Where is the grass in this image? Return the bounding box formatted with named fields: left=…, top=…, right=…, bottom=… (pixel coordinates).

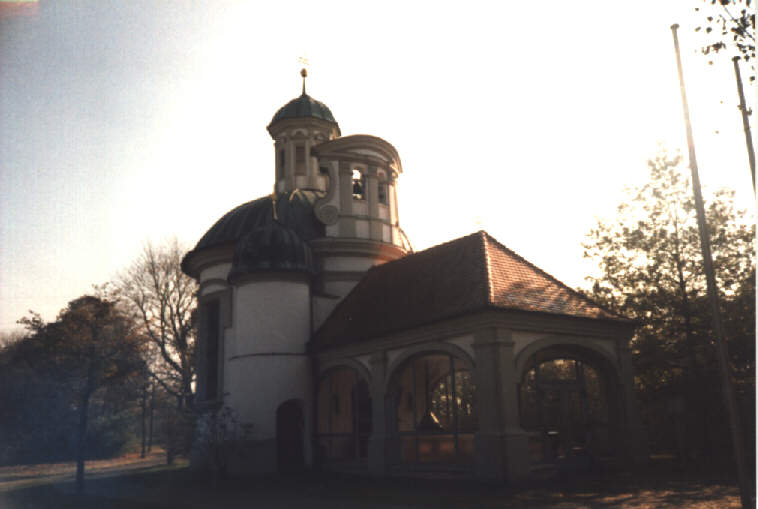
left=0, top=453, right=746, bottom=508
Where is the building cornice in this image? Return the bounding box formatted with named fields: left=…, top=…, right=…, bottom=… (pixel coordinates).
left=309, top=237, right=406, bottom=261
left=182, top=243, right=235, bottom=279
left=311, top=308, right=635, bottom=360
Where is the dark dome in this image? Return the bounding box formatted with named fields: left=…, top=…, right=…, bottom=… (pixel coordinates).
left=182, top=189, right=325, bottom=277
left=228, top=224, right=314, bottom=279
left=269, top=93, right=336, bottom=126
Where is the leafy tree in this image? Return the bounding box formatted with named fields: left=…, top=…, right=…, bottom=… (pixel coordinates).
left=696, top=0, right=755, bottom=73
left=18, top=296, right=146, bottom=493
left=583, top=149, right=755, bottom=464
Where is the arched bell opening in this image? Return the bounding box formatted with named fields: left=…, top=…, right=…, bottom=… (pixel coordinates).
left=315, top=366, right=372, bottom=465
left=386, top=352, right=477, bottom=467
left=517, top=345, right=621, bottom=467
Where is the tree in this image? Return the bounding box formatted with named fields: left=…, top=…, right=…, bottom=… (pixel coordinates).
left=18, top=296, right=146, bottom=493
left=696, top=0, right=755, bottom=73
left=583, top=149, right=755, bottom=464
left=117, top=239, right=198, bottom=410
left=116, top=239, right=198, bottom=463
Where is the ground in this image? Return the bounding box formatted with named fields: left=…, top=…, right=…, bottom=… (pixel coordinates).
left=0, top=452, right=744, bottom=508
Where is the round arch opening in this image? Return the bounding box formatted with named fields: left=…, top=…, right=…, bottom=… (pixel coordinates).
left=316, top=366, right=372, bottom=464
left=518, top=345, right=620, bottom=466
left=386, top=352, right=477, bottom=466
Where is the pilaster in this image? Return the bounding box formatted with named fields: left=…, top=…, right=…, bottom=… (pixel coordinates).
left=366, top=167, right=382, bottom=241
left=368, top=351, right=388, bottom=475
left=472, top=327, right=530, bottom=481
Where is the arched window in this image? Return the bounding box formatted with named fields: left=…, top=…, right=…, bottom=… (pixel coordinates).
left=388, top=353, right=476, bottom=465
left=519, top=356, right=610, bottom=464
left=352, top=169, right=365, bottom=200
left=316, top=367, right=372, bottom=463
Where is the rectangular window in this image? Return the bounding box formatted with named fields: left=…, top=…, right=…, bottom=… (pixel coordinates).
left=295, top=145, right=306, bottom=176
left=205, top=300, right=220, bottom=400
left=378, top=182, right=388, bottom=204
left=278, top=148, right=285, bottom=180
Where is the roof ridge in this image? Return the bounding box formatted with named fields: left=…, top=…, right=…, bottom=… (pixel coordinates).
left=479, top=231, right=494, bottom=305
left=481, top=231, right=627, bottom=320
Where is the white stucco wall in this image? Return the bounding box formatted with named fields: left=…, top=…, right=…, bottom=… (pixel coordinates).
left=233, top=280, right=310, bottom=356
left=313, top=295, right=341, bottom=331
left=200, top=263, right=232, bottom=284
left=226, top=355, right=312, bottom=439
left=322, top=280, right=360, bottom=301
left=352, top=200, right=368, bottom=216
left=323, top=256, right=376, bottom=273
left=221, top=278, right=314, bottom=464
left=355, top=219, right=369, bottom=239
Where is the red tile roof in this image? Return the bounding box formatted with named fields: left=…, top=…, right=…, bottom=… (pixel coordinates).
left=311, top=231, right=626, bottom=350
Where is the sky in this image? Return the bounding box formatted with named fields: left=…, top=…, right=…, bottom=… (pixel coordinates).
left=0, top=0, right=755, bottom=333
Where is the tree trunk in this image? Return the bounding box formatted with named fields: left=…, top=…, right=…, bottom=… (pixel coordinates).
left=76, top=386, right=93, bottom=494
left=672, top=221, right=703, bottom=462
left=140, top=386, right=147, bottom=458
left=148, top=385, right=154, bottom=453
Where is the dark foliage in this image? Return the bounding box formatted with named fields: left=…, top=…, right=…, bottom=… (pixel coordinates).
left=0, top=298, right=147, bottom=475
left=695, top=0, right=755, bottom=80
left=583, top=149, right=755, bottom=469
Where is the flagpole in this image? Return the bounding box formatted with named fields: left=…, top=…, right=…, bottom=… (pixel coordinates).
left=670, top=23, right=752, bottom=509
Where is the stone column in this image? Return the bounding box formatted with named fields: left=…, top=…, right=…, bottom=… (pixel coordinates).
left=366, top=167, right=382, bottom=241
left=472, top=327, right=530, bottom=481
left=368, top=352, right=388, bottom=476
left=617, top=336, right=648, bottom=466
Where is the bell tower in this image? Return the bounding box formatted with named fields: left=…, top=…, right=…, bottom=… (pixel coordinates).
left=267, top=69, right=341, bottom=194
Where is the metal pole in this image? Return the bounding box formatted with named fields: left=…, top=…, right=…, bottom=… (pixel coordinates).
left=670, top=24, right=752, bottom=509
left=732, top=56, right=756, bottom=192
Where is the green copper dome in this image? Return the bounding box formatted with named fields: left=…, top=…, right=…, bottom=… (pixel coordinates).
left=269, top=93, right=337, bottom=126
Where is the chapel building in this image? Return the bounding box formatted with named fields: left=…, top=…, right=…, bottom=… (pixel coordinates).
left=181, top=76, right=647, bottom=480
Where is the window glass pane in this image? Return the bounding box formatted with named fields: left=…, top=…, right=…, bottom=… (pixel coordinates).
left=412, top=354, right=450, bottom=432
left=395, top=362, right=415, bottom=432
left=538, top=358, right=577, bottom=382
left=453, top=358, right=476, bottom=432
left=391, top=353, right=478, bottom=466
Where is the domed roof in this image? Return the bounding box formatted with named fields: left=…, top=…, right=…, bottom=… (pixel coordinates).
left=269, top=93, right=337, bottom=126
left=228, top=224, right=314, bottom=279
left=182, top=189, right=325, bottom=277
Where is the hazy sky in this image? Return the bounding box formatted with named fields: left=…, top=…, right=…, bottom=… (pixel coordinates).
left=1, top=1, right=754, bottom=332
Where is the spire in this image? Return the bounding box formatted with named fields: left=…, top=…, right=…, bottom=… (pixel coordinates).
left=300, top=68, right=308, bottom=95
